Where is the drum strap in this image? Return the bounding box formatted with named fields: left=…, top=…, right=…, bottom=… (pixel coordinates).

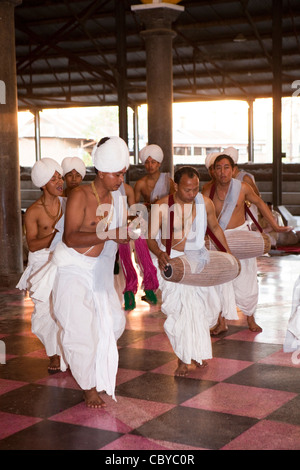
left=206, top=184, right=227, bottom=252
left=209, top=183, right=263, bottom=233
left=166, top=194, right=175, bottom=256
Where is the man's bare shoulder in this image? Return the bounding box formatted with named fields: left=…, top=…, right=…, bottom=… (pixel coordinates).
left=25, top=197, right=43, bottom=218
left=67, top=183, right=90, bottom=201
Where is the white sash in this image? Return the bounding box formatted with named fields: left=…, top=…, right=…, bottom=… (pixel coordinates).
left=218, top=179, right=242, bottom=230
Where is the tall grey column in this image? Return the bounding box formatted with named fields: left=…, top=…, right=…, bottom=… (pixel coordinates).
left=0, top=0, right=23, bottom=287
left=131, top=3, right=184, bottom=176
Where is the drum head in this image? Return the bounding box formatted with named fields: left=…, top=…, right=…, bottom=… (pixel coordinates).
left=163, top=264, right=173, bottom=279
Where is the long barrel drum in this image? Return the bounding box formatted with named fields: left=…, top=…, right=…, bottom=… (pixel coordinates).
left=205, top=231, right=271, bottom=259
left=161, top=251, right=241, bottom=287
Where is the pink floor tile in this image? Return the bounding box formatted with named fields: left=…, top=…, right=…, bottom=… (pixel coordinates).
left=100, top=434, right=169, bottom=450
left=0, top=411, right=41, bottom=439
left=116, top=368, right=145, bottom=385
left=128, top=333, right=173, bottom=352
left=25, top=349, right=48, bottom=359
left=99, top=395, right=175, bottom=430
left=51, top=395, right=174, bottom=433
left=36, top=370, right=80, bottom=389
left=182, top=383, right=297, bottom=419
left=0, top=378, right=28, bottom=395
left=50, top=402, right=132, bottom=434
left=152, top=357, right=253, bottom=381
left=222, top=419, right=300, bottom=450
left=226, top=327, right=287, bottom=344
left=259, top=349, right=300, bottom=368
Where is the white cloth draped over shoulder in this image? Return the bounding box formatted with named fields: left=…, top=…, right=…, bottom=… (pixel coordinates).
left=150, top=173, right=170, bottom=203
left=29, top=190, right=126, bottom=399
left=214, top=180, right=259, bottom=317
left=153, top=192, right=237, bottom=365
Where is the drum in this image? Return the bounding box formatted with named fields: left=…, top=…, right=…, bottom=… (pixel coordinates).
left=161, top=251, right=241, bottom=286
left=205, top=231, right=271, bottom=259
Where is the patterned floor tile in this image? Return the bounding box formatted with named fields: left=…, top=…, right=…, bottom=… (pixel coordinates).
left=116, top=372, right=216, bottom=404
left=132, top=406, right=258, bottom=450
left=222, top=419, right=300, bottom=450
left=181, top=382, right=297, bottom=419
left=225, top=363, right=300, bottom=393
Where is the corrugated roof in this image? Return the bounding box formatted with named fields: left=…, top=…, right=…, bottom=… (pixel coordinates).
left=15, top=0, right=300, bottom=110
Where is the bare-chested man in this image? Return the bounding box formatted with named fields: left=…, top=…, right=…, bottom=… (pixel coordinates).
left=17, top=158, right=66, bottom=373
left=29, top=137, right=133, bottom=409
left=202, top=153, right=291, bottom=334
left=147, top=166, right=235, bottom=377
left=134, top=144, right=175, bottom=208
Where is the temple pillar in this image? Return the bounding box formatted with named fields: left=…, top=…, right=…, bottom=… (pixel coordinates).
left=0, top=0, right=23, bottom=287
left=131, top=2, right=184, bottom=176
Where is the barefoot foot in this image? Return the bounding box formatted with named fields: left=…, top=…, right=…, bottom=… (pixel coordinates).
left=174, top=359, right=189, bottom=377
left=48, top=355, right=61, bottom=374
left=83, top=388, right=106, bottom=409
left=247, top=315, right=262, bottom=332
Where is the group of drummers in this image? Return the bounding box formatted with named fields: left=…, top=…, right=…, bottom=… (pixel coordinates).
left=141, top=145, right=292, bottom=377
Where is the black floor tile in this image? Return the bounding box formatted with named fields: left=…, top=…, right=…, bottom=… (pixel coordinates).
left=116, top=372, right=216, bottom=404
left=0, top=419, right=122, bottom=450
left=3, top=334, right=43, bottom=356
left=118, top=347, right=174, bottom=371
left=225, top=363, right=300, bottom=393
left=268, top=395, right=300, bottom=426
left=132, top=406, right=258, bottom=450
left=117, top=330, right=159, bottom=348
left=0, top=383, right=83, bottom=418
left=0, top=356, right=53, bottom=382
left=212, top=339, right=282, bottom=362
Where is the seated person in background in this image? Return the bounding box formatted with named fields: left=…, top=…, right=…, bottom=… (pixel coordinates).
left=257, top=203, right=299, bottom=247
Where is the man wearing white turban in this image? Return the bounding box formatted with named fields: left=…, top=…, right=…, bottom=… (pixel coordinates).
left=61, top=156, right=86, bottom=197
left=201, top=151, right=220, bottom=194
left=29, top=136, right=134, bottom=409
left=134, top=144, right=175, bottom=206
left=16, top=157, right=67, bottom=373
left=125, top=143, right=174, bottom=307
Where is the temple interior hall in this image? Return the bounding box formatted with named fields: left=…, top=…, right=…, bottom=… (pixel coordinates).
left=1, top=0, right=300, bottom=453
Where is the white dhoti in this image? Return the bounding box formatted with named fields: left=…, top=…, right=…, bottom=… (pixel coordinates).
left=284, top=275, right=300, bottom=352
left=226, top=222, right=258, bottom=316
left=30, top=241, right=126, bottom=400
left=154, top=246, right=235, bottom=365
left=16, top=249, right=66, bottom=364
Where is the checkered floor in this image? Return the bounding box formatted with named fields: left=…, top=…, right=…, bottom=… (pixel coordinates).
left=0, top=253, right=300, bottom=451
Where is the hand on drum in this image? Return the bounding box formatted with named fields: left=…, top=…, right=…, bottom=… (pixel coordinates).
left=276, top=225, right=293, bottom=233
left=157, top=251, right=170, bottom=272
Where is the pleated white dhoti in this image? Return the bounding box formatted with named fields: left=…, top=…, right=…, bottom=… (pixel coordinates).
left=30, top=241, right=126, bottom=399
left=154, top=246, right=236, bottom=365
left=17, top=249, right=65, bottom=363
left=225, top=222, right=259, bottom=317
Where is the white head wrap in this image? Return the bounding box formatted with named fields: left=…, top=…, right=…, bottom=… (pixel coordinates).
left=61, top=157, right=86, bottom=179
left=31, top=158, right=63, bottom=188
left=223, top=146, right=238, bottom=163
left=205, top=152, right=220, bottom=169
left=139, top=144, right=164, bottom=164
left=92, top=136, right=129, bottom=172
